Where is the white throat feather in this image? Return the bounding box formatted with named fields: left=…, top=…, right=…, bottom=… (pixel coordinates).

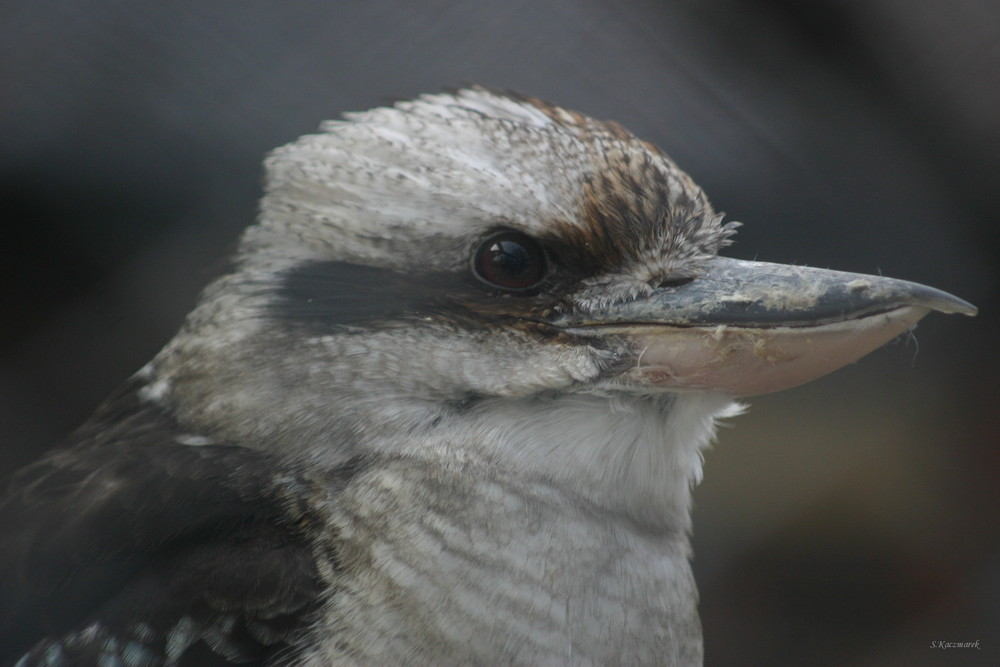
left=386, top=391, right=744, bottom=530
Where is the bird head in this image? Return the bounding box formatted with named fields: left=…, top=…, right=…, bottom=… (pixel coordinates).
left=148, top=87, right=975, bottom=465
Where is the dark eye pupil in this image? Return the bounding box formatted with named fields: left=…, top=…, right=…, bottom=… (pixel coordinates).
left=474, top=232, right=546, bottom=290
left=488, top=241, right=530, bottom=274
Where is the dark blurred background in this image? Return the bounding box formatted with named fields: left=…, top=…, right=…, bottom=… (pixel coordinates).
left=2, top=1, right=997, bottom=664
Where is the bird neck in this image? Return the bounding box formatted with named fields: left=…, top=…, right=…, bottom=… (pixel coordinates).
left=385, top=391, right=741, bottom=531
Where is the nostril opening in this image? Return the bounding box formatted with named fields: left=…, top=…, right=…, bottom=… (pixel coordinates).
left=654, top=276, right=694, bottom=289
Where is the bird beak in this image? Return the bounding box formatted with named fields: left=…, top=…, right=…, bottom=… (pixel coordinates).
left=556, top=257, right=977, bottom=396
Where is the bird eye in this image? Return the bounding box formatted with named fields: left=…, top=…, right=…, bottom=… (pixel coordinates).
left=472, top=231, right=547, bottom=290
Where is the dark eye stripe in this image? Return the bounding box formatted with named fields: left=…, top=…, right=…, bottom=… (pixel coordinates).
left=269, top=258, right=566, bottom=336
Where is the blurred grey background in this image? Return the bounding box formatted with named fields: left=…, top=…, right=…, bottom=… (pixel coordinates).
left=2, top=1, right=998, bottom=664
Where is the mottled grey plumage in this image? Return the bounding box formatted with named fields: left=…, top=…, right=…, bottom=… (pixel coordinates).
left=0, top=88, right=975, bottom=666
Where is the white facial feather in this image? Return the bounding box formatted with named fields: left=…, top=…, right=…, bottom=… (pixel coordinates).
left=151, top=87, right=742, bottom=524
left=247, top=87, right=732, bottom=274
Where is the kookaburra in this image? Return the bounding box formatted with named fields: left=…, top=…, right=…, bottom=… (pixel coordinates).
left=0, top=88, right=976, bottom=666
